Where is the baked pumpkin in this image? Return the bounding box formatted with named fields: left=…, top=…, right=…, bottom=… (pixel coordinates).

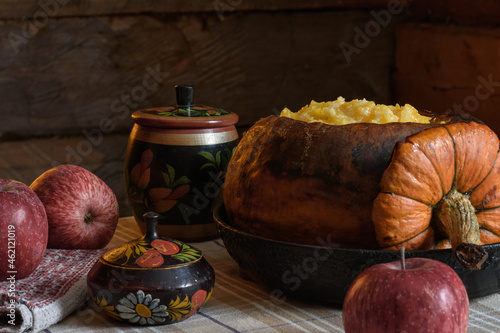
left=372, top=121, right=500, bottom=269
left=224, top=101, right=456, bottom=248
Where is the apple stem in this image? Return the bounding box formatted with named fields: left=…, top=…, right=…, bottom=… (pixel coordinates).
left=84, top=213, right=93, bottom=225
left=400, top=247, right=406, bottom=270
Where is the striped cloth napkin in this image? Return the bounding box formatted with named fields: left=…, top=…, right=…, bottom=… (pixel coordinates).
left=0, top=249, right=105, bottom=333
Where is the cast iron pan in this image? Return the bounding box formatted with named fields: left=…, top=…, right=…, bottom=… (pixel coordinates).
left=213, top=203, right=500, bottom=305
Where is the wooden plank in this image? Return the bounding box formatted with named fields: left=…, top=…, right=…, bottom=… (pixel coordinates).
left=404, top=0, right=500, bottom=25
left=0, top=134, right=131, bottom=216
left=0, top=10, right=396, bottom=136
left=393, top=23, right=500, bottom=135
left=0, top=0, right=391, bottom=19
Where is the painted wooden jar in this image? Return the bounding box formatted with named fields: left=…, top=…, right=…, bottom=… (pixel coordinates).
left=87, top=212, right=215, bottom=326
left=124, top=85, right=239, bottom=242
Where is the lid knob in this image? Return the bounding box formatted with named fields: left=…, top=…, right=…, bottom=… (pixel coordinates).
left=143, top=211, right=159, bottom=241
left=175, top=84, right=194, bottom=115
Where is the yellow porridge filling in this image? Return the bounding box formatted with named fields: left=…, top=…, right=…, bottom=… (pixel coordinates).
left=280, top=97, right=431, bottom=125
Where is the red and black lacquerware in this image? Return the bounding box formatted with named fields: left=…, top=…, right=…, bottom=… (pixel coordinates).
left=124, top=84, right=239, bottom=242
left=87, top=212, right=215, bottom=326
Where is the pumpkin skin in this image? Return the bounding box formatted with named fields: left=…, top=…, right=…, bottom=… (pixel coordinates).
left=373, top=121, right=500, bottom=268
left=224, top=114, right=455, bottom=249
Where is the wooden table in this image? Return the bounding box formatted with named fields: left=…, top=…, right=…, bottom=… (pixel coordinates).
left=45, top=217, right=500, bottom=333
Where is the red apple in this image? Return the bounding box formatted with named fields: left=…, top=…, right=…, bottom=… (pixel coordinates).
left=30, top=164, right=119, bottom=249
left=0, top=179, right=48, bottom=281
left=342, top=253, right=469, bottom=333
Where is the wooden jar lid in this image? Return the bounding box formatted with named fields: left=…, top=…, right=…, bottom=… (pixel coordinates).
left=131, top=84, right=238, bottom=129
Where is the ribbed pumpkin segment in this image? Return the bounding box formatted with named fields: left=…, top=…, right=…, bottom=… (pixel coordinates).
left=406, top=126, right=455, bottom=196
left=469, top=154, right=500, bottom=209
left=446, top=122, right=499, bottom=193
left=476, top=209, right=500, bottom=243
left=372, top=193, right=433, bottom=249
left=382, top=231, right=437, bottom=251
left=379, top=142, right=443, bottom=205
left=373, top=121, right=499, bottom=269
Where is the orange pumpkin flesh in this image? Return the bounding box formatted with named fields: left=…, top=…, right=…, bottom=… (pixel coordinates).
left=373, top=121, right=500, bottom=269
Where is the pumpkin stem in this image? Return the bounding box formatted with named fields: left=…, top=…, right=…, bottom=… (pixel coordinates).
left=436, top=188, right=488, bottom=270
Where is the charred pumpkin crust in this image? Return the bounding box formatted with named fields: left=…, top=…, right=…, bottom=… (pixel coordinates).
left=224, top=115, right=451, bottom=248
left=224, top=115, right=489, bottom=252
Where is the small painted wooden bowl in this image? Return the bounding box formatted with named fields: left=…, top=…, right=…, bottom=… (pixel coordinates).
left=87, top=212, right=215, bottom=325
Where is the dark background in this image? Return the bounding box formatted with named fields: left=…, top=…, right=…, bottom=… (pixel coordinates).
left=1, top=0, right=499, bottom=216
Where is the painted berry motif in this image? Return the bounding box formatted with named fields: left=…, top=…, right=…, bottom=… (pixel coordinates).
left=151, top=239, right=180, bottom=255
left=126, top=148, right=192, bottom=215
left=190, top=290, right=208, bottom=312
left=145, top=163, right=191, bottom=213
left=130, top=149, right=153, bottom=190
left=127, top=149, right=154, bottom=204
left=146, top=185, right=190, bottom=213
left=136, top=249, right=164, bottom=268
left=103, top=237, right=201, bottom=267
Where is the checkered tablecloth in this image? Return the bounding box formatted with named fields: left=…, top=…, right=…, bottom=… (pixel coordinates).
left=42, top=217, right=500, bottom=333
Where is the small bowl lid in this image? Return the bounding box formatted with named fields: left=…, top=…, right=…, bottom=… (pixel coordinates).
left=131, top=84, right=238, bottom=129
left=101, top=212, right=204, bottom=269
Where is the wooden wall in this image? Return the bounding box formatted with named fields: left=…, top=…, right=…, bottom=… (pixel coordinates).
left=0, top=1, right=400, bottom=216
left=3, top=1, right=500, bottom=217
left=394, top=0, right=500, bottom=135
